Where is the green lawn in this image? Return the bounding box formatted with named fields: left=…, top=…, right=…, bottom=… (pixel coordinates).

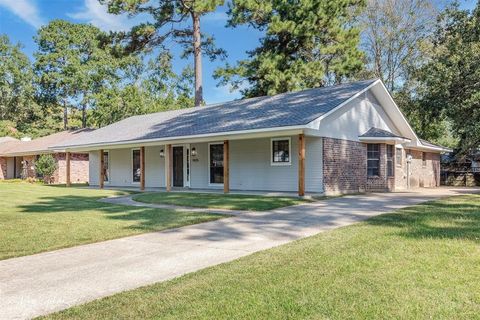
left=0, top=182, right=223, bottom=260
left=133, top=192, right=309, bottom=211
left=42, top=194, right=480, bottom=319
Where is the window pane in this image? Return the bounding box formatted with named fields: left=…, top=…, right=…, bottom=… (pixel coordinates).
left=132, top=150, right=140, bottom=182
left=367, top=144, right=380, bottom=176
left=272, top=140, right=290, bottom=163
left=387, top=160, right=394, bottom=177
left=210, top=144, right=223, bottom=184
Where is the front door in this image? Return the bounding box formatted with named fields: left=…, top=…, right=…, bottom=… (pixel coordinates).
left=173, top=146, right=184, bottom=187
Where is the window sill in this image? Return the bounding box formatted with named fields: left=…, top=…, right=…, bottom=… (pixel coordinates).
left=271, top=162, right=291, bottom=166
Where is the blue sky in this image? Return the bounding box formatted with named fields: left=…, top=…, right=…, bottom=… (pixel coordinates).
left=0, top=0, right=477, bottom=104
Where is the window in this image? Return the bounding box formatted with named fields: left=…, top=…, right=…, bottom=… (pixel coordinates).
left=367, top=144, right=380, bottom=177
left=387, top=145, right=394, bottom=177
left=209, top=143, right=224, bottom=184
left=102, top=151, right=109, bottom=182
left=271, top=138, right=290, bottom=165
left=422, top=152, right=427, bottom=167
left=132, top=149, right=141, bottom=183
left=396, top=148, right=402, bottom=167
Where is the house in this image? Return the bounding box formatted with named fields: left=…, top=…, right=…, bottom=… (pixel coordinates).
left=0, top=129, right=92, bottom=184
left=52, top=79, right=451, bottom=195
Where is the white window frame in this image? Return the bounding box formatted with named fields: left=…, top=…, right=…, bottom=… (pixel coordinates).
left=270, top=137, right=291, bottom=166
left=102, top=150, right=110, bottom=184
left=131, top=148, right=141, bottom=185
left=208, top=142, right=224, bottom=186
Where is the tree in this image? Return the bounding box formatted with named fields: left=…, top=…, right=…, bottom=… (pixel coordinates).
left=0, top=35, right=37, bottom=124
left=360, top=0, right=438, bottom=92
left=215, top=0, right=365, bottom=98
left=413, top=2, right=480, bottom=153
left=101, top=0, right=226, bottom=106
left=35, top=154, right=57, bottom=184
left=90, top=52, right=194, bottom=127
left=34, top=20, right=125, bottom=128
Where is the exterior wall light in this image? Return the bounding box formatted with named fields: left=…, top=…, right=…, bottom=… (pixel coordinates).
left=159, top=149, right=165, bottom=158
left=191, top=147, right=197, bottom=156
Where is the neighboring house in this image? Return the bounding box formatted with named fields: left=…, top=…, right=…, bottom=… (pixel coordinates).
left=53, top=79, right=451, bottom=195
left=0, top=129, right=92, bottom=184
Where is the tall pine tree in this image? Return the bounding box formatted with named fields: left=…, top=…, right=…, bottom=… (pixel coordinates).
left=215, top=0, right=365, bottom=97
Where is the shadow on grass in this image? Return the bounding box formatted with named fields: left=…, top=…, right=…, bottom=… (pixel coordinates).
left=366, top=195, right=480, bottom=241
left=18, top=195, right=221, bottom=231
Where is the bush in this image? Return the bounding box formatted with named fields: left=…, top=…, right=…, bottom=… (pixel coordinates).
left=35, top=154, right=57, bottom=184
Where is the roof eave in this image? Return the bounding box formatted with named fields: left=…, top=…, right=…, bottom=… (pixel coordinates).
left=358, top=137, right=412, bottom=144
left=51, top=125, right=309, bottom=152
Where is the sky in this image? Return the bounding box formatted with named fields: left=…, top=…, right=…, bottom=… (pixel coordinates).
left=0, top=0, right=477, bottom=104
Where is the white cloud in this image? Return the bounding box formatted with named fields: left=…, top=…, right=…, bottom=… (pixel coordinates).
left=68, top=0, right=144, bottom=32
left=0, top=0, right=44, bottom=28
left=207, top=83, right=245, bottom=104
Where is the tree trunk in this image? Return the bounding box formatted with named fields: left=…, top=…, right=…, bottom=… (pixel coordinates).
left=192, top=12, right=203, bottom=107
left=63, top=99, right=68, bottom=130
left=82, top=103, right=87, bottom=128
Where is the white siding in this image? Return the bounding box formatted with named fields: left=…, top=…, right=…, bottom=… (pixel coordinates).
left=145, top=145, right=165, bottom=188
left=89, top=137, right=323, bottom=193
left=316, top=92, right=401, bottom=141
left=190, top=136, right=323, bottom=193
left=88, top=151, right=100, bottom=186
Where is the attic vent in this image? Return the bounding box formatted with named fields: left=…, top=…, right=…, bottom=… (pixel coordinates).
left=21, top=137, right=32, bottom=141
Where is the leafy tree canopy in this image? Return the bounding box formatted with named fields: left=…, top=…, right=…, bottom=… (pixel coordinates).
left=412, top=2, right=480, bottom=153
left=215, top=0, right=366, bottom=97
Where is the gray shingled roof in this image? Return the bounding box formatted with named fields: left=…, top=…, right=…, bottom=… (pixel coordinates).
left=359, top=127, right=408, bottom=139
left=419, top=139, right=448, bottom=150
left=58, top=79, right=378, bottom=148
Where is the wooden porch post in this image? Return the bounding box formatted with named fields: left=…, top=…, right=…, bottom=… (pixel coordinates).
left=99, top=149, right=104, bottom=189
left=298, top=134, right=305, bottom=196
left=224, top=140, right=229, bottom=193
left=66, top=152, right=71, bottom=187
left=140, top=146, right=145, bottom=191
left=166, top=144, right=172, bottom=192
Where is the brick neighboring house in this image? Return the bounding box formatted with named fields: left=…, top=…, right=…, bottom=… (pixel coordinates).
left=0, top=129, right=92, bottom=184
left=52, top=79, right=451, bottom=195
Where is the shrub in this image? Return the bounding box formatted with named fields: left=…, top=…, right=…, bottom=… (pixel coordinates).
left=35, top=154, right=57, bottom=184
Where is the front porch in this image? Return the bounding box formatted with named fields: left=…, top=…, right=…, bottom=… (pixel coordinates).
left=71, top=133, right=324, bottom=196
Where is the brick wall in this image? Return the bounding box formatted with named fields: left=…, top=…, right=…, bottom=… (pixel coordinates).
left=392, top=149, right=441, bottom=190
left=323, top=137, right=367, bottom=194
left=0, top=157, right=6, bottom=179
left=23, top=155, right=37, bottom=179
left=54, top=153, right=89, bottom=184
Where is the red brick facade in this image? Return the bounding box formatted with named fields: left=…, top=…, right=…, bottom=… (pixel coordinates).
left=0, top=153, right=89, bottom=184
left=323, top=137, right=367, bottom=194
left=54, top=153, right=89, bottom=184
left=323, top=137, right=441, bottom=194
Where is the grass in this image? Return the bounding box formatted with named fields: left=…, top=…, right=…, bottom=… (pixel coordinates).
left=42, top=194, right=480, bottom=319
left=0, top=182, right=224, bottom=260
left=133, top=192, right=309, bottom=211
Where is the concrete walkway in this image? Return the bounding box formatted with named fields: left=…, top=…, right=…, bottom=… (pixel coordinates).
left=0, top=188, right=477, bottom=319
left=100, top=195, right=248, bottom=215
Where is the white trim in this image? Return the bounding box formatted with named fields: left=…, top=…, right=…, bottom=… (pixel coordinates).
left=358, top=137, right=411, bottom=144
left=131, top=148, right=141, bottom=185
left=185, top=143, right=191, bottom=188
left=207, top=142, right=224, bottom=187
left=270, top=137, right=292, bottom=166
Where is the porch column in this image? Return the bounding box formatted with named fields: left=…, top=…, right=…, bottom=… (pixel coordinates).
left=224, top=140, right=229, bottom=193
left=166, top=144, right=172, bottom=192
left=66, top=152, right=71, bottom=187
left=298, top=134, right=305, bottom=196
left=99, top=149, right=104, bottom=189
left=140, top=146, right=145, bottom=191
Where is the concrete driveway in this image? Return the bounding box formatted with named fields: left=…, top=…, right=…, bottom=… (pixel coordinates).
left=0, top=187, right=477, bottom=319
